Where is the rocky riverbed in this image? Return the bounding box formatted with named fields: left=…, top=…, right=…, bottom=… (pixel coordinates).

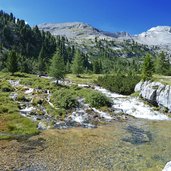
left=8, top=80, right=119, bottom=130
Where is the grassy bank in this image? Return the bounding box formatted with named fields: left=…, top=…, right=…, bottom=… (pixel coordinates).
left=66, top=74, right=101, bottom=84
left=153, top=74, right=171, bottom=86
left=0, top=77, right=39, bottom=140
left=0, top=72, right=112, bottom=140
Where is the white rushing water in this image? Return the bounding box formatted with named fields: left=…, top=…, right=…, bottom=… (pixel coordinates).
left=70, top=110, right=88, bottom=123
left=25, top=88, right=34, bottom=94
left=94, top=86, right=169, bottom=121
left=92, top=108, right=113, bottom=120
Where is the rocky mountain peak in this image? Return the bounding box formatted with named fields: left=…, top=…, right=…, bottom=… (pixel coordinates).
left=38, top=22, right=101, bottom=39
left=134, top=26, right=171, bottom=52
left=39, top=22, right=171, bottom=53
left=38, top=22, right=131, bottom=40
left=148, top=26, right=171, bottom=33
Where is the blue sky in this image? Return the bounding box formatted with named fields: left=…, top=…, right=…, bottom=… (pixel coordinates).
left=0, top=0, right=171, bottom=34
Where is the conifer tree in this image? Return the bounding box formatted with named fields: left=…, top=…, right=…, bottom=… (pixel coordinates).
left=141, top=54, right=154, bottom=80
left=66, top=61, right=71, bottom=73
left=155, top=52, right=170, bottom=75
left=0, top=43, right=3, bottom=53
left=71, top=50, right=84, bottom=76
left=18, top=55, right=29, bottom=73
left=38, top=46, right=46, bottom=75
left=7, top=50, right=18, bottom=75
left=49, top=50, right=65, bottom=84
left=93, top=60, right=101, bottom=74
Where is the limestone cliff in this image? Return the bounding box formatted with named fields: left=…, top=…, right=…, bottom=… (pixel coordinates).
left=135, top=81, right=171, bottom=111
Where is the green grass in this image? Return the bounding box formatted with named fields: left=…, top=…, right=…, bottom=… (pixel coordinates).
left=0, top=72, right=111, bottom=140
left=0, top=80, right=14, bottom=92
left=66, top=74, right=102, bottom=84
left=0, top=72, right=39, bottom=140
left=131, top=91, right=140, bottom=97
left=153, top=74, right=171, bottom=86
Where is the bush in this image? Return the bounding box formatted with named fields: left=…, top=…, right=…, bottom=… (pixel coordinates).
left=97, top=74, right=140, bottom=95
left=0, top=106, right=9, bottom=113
left=85, top=91, right=112, bottom=108
left=0, top=81, right=14, bottom=92
left=52, top=89, right=79, bottom=109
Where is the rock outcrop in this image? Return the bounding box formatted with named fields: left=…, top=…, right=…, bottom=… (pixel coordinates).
left=163, top=161, right=171, bottom=171
left=135, top=81, right=171, bottom=111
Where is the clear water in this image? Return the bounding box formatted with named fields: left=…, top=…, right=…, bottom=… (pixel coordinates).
left=25, top=118, right=171, bottom=171
left=86, top=118, right=171, bottom=171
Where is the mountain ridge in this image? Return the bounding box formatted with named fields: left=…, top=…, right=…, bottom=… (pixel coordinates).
left=38, top=22, right=132, bottom=40
left=38, top=22, right=171, bottom=53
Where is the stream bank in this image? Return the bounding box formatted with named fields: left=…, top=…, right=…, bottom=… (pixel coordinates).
left=8, top=78, right=170, bottom=133
left=1, top=78, right=170, bottom=170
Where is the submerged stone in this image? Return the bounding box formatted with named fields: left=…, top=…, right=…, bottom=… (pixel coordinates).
left=122, top=125, right=152, bottom=144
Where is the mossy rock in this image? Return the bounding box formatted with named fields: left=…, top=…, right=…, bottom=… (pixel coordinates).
left=36, top=109, right=45, bottom=115
left=17, top=94, right=30, bottom=102
left=1, top=82, right=14, bottom=92
left=32, top=97, right=44, bottom=106
left=152, top=85, right=159, bottom=90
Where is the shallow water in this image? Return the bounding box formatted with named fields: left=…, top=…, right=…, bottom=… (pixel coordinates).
left=44, top=118, right=171, bottom=171
left=1, top=118, right=171, bottom=171
left=110, top=118, right=171, bottom=171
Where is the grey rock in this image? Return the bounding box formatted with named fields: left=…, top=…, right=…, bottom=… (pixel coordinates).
left=163, top=161, right=171, bottom=171
left=38, top=22, right=102, bottom=39
left=135, top=81, right=171, bottom=111
left=134, top=81, right=143, bottom=92
left=54, top=121, right=68, bottom=129
left=37, top=122, right=48, bottom=130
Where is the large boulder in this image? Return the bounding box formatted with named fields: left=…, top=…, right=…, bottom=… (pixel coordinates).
left=135, top=81, right=171, bottom=111
left=156, top=85, right=169, bottom=108
left=134, top=81, right=143, bottom=92
left=163, top=161, right=171, bottom=171
left=140, top=81, right=160, bottom=102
